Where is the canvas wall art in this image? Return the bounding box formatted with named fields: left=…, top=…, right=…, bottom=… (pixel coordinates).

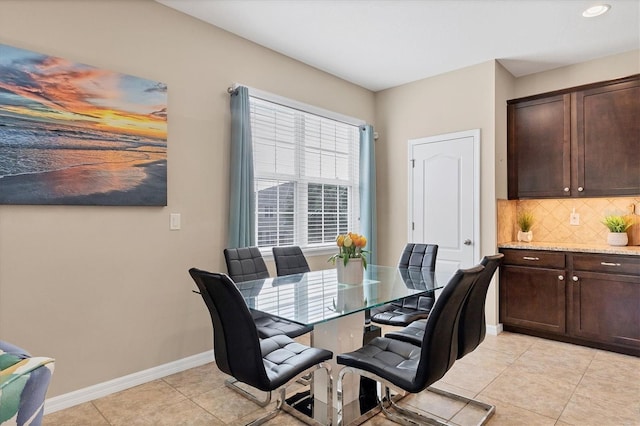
left=0, top=43, right=167, bottom=206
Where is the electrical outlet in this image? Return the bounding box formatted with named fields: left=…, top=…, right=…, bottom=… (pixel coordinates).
left=570, top=212, right=580, bottom=226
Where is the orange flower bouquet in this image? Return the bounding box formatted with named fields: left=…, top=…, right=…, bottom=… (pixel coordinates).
left=328, top=232, right=369, bottom=269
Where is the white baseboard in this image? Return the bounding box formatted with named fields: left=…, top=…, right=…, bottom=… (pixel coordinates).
left=44, top=350, right=214, bottom=415
left=487, top=323, right=503, bottom=336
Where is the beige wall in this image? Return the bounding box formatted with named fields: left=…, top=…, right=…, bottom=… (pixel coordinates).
left=0, top=0, right=374, bottom=396
left=374, top=61, right=502, bottom=324
left=513, top=50, right=639, bottom=98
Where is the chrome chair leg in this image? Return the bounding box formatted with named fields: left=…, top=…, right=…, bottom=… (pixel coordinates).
left=383, top=386, right=445, bottom=425
left=225, top=377, right=271, bottom=407
left=427, top=386, right=495, bottom=425
left=339, top=367, right=494, bottom=426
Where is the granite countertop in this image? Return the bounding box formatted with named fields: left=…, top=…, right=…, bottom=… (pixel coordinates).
left=498, top=241, right=640, bottom=256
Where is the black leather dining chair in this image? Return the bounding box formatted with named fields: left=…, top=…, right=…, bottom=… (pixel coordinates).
left=369, top=243, right=438, bottom=326
left=224, top=247, right=313, bottom=339
left=335, top=265, right=484, bottom=426
left=272, top=246, right=311, bottom=276
left=381, top=254, right=505, bottom=425
left=189, top=268, right=333, bottom=426
left=385, top=254, right=504, bottom=355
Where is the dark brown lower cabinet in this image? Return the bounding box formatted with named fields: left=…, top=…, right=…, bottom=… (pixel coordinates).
left=500, top=265, right=566, bottom=334
left=500, top=249, right=640, bottom=356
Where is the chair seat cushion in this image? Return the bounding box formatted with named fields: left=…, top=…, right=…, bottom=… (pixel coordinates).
left=252, top=311, right=313, bottom=339
left=261, top=335, right=332, bottom=390
left=385, top=319, right=427, bottom=346
left=337, top=337, right=423, bottom=392
left=370, top=304, right=431, bottom=326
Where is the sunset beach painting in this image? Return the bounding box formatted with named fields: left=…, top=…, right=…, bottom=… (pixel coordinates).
left=0, top=43, right=167, bottom=206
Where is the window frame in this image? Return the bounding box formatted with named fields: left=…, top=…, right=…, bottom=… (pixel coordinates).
left=245, top=86, right=365, bottom=258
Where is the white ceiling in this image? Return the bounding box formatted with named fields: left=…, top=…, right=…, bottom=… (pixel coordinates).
left=156, top=0, right=640, bottom=92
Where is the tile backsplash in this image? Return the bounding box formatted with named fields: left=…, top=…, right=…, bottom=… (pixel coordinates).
left=497, top=197, right=640, bottom=245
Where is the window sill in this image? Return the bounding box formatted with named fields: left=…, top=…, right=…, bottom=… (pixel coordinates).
left=259, top=245, right=337, bottom=260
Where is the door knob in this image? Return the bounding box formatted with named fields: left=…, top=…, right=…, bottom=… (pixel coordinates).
left=464, top=239, right=472, bottom=245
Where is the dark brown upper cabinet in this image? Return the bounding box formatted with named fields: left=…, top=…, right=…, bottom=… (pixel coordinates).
left=507, top=75, right=639, bottom=199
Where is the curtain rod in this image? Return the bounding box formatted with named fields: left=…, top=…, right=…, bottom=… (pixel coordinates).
left=226, top=83, right=367, bottom=128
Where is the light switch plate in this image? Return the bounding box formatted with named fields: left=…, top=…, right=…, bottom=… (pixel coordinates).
left=170, top=213, right=181, bottom=230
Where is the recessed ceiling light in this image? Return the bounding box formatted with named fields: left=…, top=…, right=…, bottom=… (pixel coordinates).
left=582, top=4, right=611, bottom=17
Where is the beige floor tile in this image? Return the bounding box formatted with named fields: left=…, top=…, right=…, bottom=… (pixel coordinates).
left=439, top=357, right=506, bottom=394
left=402, top=387, right=467, bottom=421
left=480, top=366, right=576, bottom=419
left=92, top=379, right=187, bottom=425
left=467, top=396, right=556, bottom=426
left=162, top=362, right=228, bottom=398
left=114, top=399, right=224, bottom=425
left=528, top=337, right=597, bottom=357
left=475, top=332, right=537, bottom=358
left=42, top=332, right=640, bottom=426
left=573, top=373, right=640, bottom=408
left=510, top=342, right=595, bottom=386
left=43, top=402, right=109, bottom=426
left=192, top=385, right=267, bottom=423
left=586, top=350, right=640, bottom=384
left=457, top=345, right=519, bottom=367
left=558, top=392, right=640, bottom=426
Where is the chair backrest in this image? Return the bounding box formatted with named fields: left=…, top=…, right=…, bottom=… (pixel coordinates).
left=397, top=268, right=436, bottom=311
left=457, top=253, right=504, bottom=359
left=413, top=264, right=484, bottom=392
left=188, top=268, right=271, bottom=391
left=395, top=243, right=438, bottom=309
left=272, top=246, right=311, bottom=276
left=398, top=243, right=438, bottom=270
left=224, top=247, right=270, bottom=283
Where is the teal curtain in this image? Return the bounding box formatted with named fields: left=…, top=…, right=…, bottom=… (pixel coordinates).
left=227, top=86, right=255, bottom=248
left=359, top=124, right=377, bottom=265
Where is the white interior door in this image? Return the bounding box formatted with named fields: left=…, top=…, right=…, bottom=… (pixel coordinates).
left=408, top=129, right=480, bottom=279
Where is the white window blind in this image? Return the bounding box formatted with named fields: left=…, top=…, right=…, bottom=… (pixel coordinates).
left=249, top=95, right=361, bottom=250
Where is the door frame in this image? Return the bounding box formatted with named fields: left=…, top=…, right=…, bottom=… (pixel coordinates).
left=407, top=129, right=481, bottom=266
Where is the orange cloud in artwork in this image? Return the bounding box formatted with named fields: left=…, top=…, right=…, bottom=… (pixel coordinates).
left=0, top=45, right=167, bottom=141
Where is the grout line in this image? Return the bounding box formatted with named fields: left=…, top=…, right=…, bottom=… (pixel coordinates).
left=90, top=401, right=113, bottom=426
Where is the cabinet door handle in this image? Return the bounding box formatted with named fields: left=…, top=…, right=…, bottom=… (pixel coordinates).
left=600, top=262, right=621, bottom=267
left=563, top=187, right=570, bottom=192
left=577, top=187, right=584, bottom=192
left=522, top=256, right=539, bottom=261
left=558, top=275, right=564, bottom=280
left=572, top=276, right=579, bottom=281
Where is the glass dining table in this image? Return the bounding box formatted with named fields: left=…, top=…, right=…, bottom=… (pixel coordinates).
left=235, top=264, right=452, bottom=425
